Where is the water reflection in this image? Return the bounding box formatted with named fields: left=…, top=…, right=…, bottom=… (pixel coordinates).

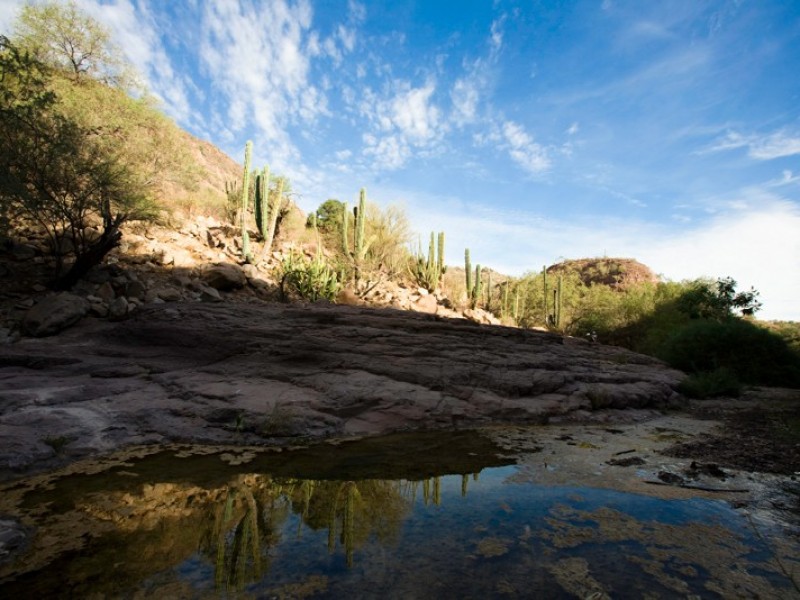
left=204, top=472, right=472, bottom=593
left=0, top=433, right=796, bottom=599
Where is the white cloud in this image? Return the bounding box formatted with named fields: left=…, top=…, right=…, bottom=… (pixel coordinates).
left=502, top=121, right=551, bottom=174
left=355, top=80, right=444, bottom=170
left=749, top=132, right=800, bottom=160
left=363, top=134, right=411, bottom=170
left=768, top=170, right=800, bottom=187
left=704, top=129, right=800, bottom=160
left=451, top=77, right=479, bottom=124
left=390, top=81, right=440, bottom=142
left=567, top=122, right=580, bottom=135
left=638, top=197, right=800, bottom=321
left=197, top=0, right=339, bottom=164
left=490, top=16, right=505, bottom=52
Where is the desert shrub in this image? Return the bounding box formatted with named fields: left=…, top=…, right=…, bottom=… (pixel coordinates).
left=677, top=368, right=743, bottom=398
left=659, top=318, right=800, bottom=388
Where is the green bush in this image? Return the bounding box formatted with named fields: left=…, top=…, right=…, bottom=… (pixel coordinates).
left=659, top=318, right=800, bottom=388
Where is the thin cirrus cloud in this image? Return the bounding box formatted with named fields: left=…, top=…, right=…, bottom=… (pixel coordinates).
left=703, top=130, right=800, bottom=161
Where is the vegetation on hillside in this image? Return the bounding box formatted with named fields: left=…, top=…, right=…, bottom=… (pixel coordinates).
left=0, top=1, right=202, bottom=288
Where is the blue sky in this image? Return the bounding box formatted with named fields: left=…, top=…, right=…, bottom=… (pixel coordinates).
left=2, top=0, right=799, bottom=319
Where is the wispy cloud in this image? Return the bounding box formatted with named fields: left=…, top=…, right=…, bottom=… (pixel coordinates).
left=502, top=121, right=551, bottom=175
left=355, top=79, right=444, bottom=170
left=197, top=0, right=343, bottom=164
left=703, top=129, right=800, bottom=160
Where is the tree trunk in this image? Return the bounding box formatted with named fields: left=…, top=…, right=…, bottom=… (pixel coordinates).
left=52, top=219, right=122, bottom=290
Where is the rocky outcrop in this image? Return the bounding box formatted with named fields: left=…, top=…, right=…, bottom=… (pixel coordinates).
left=0, top=301, right=684, bottom=478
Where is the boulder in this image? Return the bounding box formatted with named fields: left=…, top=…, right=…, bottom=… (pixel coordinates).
left=125, top=280, right=147, bottom=300
left=22, top=293, right=89, bottom=337
left=108, top=297, right=129, bottom=319
left=413, top=294, right=438, bottom=314
left=202, top=263, right=246, bottom=291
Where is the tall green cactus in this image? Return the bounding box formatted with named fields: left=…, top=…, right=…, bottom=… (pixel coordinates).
left=411, top=231, right=446, bottom=292
left=342, top=188, right=374, bottom=282
left=555, top=274, right=563, bottom=329
left=261, top=177, right=283, bottom=258
left=465, top=249, right=482, bottom=309
left=241, top=141, right=253, bottom=263
left=355, top=188, right=366, bottom=259
left=542, top=265, right=548, bottom=325
left=437, top=232, right=445, bottom=277
left=486, top=270, right=493, bottom=311
left=341, top=201, right=350, bottom=255
left=465, top=248, right=472, bottom=296
left=254, top=165, right=270, bottom=239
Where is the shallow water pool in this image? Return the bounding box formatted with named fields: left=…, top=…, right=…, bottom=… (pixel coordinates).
left=0, top=432, right=796, bottom=598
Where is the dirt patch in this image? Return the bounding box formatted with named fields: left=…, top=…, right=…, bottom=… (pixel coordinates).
left=663, top=388, right=800, bottom=476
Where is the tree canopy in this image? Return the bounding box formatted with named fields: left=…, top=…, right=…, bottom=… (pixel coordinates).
left=14, top=0, right=137, bottom=88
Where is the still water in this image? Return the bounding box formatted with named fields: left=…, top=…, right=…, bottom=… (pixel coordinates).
left=0, top=432, right=795, bottom=599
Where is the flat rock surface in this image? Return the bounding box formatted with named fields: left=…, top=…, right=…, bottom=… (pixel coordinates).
left=0, top=301, right=685, bottom=478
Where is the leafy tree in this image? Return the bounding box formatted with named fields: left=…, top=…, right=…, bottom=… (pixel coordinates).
left=14, top=0, right=137, bottom=88
left=0, top=36, right=157, bottom=289
left=310, top=199, right=345, bottom=233
left=677, top=277, right=762, bottom=320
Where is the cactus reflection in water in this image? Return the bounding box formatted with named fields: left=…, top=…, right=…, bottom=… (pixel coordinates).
left=205, top=473, right=474, bottom=587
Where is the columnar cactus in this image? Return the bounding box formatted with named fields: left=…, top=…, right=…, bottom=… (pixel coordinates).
left=254, top=165, right=270, bottom=239
left=555, top=274, right=563, bottom=329
left=261, top=177, right=283, bottom=258
left=542, top=265, right=548, bottom=325
left=342, top=188, right=373, bottom=282
left=241, top=141, right=253, bottom=263
left=437, top=232, right=445, bottom=277
left=465, top=249, right=482, bottom=308
left=465, top=248, right=472, bottom=295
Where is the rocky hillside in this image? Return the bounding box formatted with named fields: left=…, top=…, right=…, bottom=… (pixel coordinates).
left=0, top=212, right=503, bottom=344
left=547, top=258, right=659, bottom=289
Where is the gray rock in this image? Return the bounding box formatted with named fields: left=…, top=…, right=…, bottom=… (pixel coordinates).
left=199, top=286, right=222, bottom=302
left=108, top=296, right=129, bottom=319
left=89, top=302, right=109, bottom=318
left=125, top=280, right=146, bottom=300
left=22, top=293, right=89, bottom=337
left=203, top=263, right=246, bottom=291
left=96, top=281, right=116, bottom=303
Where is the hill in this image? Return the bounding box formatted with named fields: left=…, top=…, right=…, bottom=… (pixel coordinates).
left=547, top=258, right=659, bottom=289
